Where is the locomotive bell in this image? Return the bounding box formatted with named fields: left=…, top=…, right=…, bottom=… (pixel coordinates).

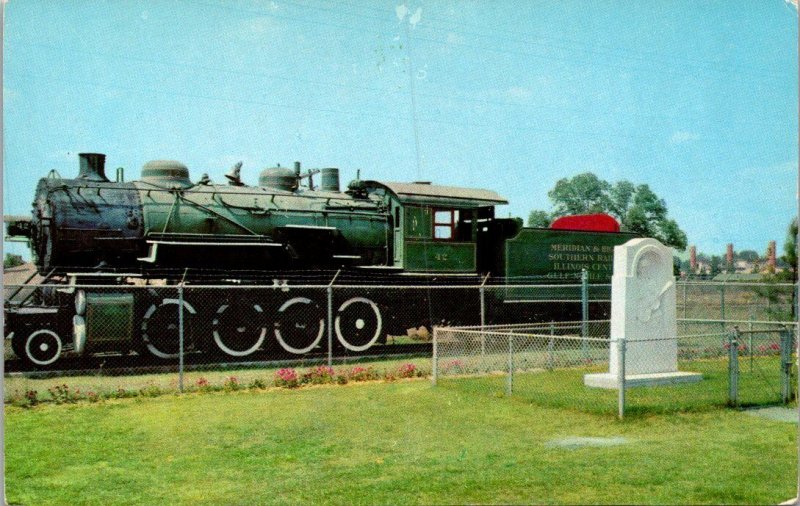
left=77, top=153, right=109, bottom=182
left=140, top=160, right=192, bottom=188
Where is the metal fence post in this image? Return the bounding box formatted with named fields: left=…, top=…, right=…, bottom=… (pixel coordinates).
left=728, top=327, right=739, bottom=407
left=432, top=327, right=438, bottom=386
left=617, top=338, right=626, bottom=420
left=780, top=327, right=792, bottom=404
left=506, top=333, right=513, bottom=396
left=178, top=284, right=184, bottom=393
left=326, top=270, right=340, bottom=368
left=749, top=321, right=753, bottom=373
left=547, top=322, right=555, bottom=371
left=581, top=269, right=589, bottom=359
left=479, top=284, right=486, bottom=357
left=327, top=286, right=333, bottom=367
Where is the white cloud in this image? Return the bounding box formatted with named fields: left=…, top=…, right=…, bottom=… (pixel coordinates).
left=409, top=7, right=422, bottom=27
left=395, top=4, right=408, bottom=22
left=505, top=86, right=533, bottom=101
left=669, top=130, right=699, bottom=145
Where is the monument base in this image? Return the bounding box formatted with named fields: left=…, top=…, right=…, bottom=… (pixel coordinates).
left=584, top=371, right=703, bottom=389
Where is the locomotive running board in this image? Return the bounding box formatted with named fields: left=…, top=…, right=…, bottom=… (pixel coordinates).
left=138, top=240, right=283, bottom=263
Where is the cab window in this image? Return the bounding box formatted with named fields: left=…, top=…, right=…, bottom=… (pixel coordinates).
left=434, top=209, right=459, bottom=240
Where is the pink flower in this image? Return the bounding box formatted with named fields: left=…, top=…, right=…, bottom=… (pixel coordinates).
left=397, top=363, right=418, bottom=378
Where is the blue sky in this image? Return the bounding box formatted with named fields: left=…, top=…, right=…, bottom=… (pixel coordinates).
left=3, top=0, right=798, bottom=259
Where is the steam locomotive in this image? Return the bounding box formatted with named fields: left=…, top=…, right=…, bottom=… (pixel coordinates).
left=4, top=153, right=636, bottom=368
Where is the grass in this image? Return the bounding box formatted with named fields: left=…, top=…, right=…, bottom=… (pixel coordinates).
left=6, top=375, right=798, bottom=505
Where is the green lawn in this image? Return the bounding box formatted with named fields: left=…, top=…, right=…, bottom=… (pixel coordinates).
left=6, top=378, right=797, bottom=505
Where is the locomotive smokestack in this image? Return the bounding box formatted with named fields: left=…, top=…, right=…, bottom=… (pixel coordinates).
left=294, top=161, right=301, bottom=177
left=77, top=153, right=109, bottom=182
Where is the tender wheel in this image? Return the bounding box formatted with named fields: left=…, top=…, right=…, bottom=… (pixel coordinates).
left=212, top=302, right=267, bottom=357
left=15, top=329, right=63, bottom=367
left=273, top=297, right=325, bottom=354
left=141, top=298, right=197, bottom=359
left=335, top=297, right=383, bottom=352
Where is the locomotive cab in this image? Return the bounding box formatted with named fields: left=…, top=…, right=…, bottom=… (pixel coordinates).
left=360, top=181, right=508, bottom=273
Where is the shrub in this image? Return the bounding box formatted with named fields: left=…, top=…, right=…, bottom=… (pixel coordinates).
left=139, top=384, right=162, bottom=398
left=397, top=363, right=418, bottom=378
left=302, top=366, right=336, bottom=385
left=223, top=376, right=242, bottom=392
left=335, top=374, right=349, bottom=385
left=111, top=387, right=138, bottom=399
left=443, top=359, right=466, bottom=374
left=25, top=390, right=39, bottom=407
left=249, top=378, right=268, bottom=390
left=8, top=390, right=39, bottom=408
left=48, top=384, right=79, bottom=404
left=348, top=366, right=379, bottom=382
left=195, top=377, right=213, bottom=392
left=86, top=391, right=100, bottom=403
left=274, top=368, right=300, bottom=388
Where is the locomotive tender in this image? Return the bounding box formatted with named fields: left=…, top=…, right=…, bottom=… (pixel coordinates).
left=5, top=153, right=636, bottom=368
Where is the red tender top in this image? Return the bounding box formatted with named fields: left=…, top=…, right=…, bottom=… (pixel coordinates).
left=549, top=213, right=621, bottom=232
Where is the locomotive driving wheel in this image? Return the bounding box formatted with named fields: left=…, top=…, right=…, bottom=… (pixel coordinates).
left=141, top=298, right=197, bottom=359
left=335, top=297, right=383, bottom=352
left=273, top=297, right=325, bottom=354
left=14, top=328, right=63, bottom=367
left=212, top=302, right=267, bottom=358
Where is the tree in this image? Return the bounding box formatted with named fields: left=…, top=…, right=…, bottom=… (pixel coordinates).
left=548, top=173, right=612, bottom=216
left=4, top=254, right=24, bottom=269
left=672, top=256, right=682, bottom=277
left=533, top=172, right=688, bottom=250
left=736, top=250, right=759, bottom=262
left=709, top=255, right=722, bottom=277
left=781, top=218, right=797, bottom=280
left=527, top=210, right=551, bottom=228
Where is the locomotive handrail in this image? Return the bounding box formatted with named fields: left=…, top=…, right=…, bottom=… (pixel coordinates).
left=176, top=193, right=260, bottom=236
left=1, top=282, right=604, bottom=290
left=5, top=268, right=55, bottom=305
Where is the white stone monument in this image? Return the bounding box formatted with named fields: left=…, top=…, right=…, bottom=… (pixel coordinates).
left=584, top=238, right=702, bottom=389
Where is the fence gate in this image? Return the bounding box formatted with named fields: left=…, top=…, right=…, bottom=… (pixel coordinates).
left=728, top=326, right=796, bottom=408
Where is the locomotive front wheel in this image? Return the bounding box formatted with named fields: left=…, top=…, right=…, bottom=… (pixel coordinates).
left=141, top=298, right=197, bottom=359
left=274, top=297, right=325, bottom=354
left=335, top=297, right=383, bottom=352
left=212, top=303, right=267, bottom=357
left=16, top=329, right=63, bottom=367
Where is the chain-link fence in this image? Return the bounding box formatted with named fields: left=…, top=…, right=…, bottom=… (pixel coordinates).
left=4, top=279, right=796, bottom=410
left=676, top=281, right=796, bottom=322
left=432, top=319, right=797, bottom=418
